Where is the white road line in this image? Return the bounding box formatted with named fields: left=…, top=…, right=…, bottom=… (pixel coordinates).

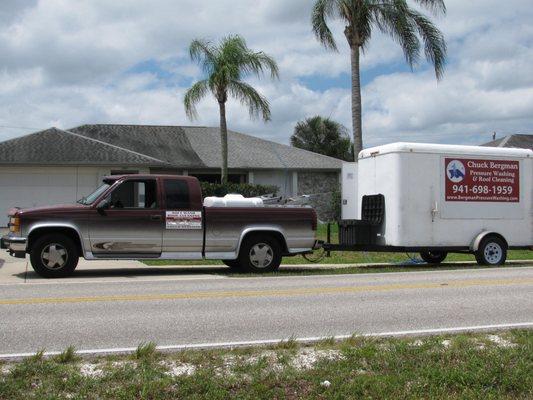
left=1, top=322, right=531, bottom=360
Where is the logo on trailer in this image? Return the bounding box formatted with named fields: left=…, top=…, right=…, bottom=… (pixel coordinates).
left=446, top=160, right=465, bottom=183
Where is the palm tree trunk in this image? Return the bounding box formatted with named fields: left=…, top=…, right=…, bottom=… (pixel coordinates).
left=350, top=44, right=363, bottom=158
left=218, top=101, right=229, bottom=183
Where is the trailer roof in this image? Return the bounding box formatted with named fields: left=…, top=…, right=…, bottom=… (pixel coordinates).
left=359, top=142, right=533, bottom=159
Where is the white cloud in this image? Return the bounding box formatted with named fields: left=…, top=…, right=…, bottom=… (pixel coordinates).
left=0, top=0, right=532, bottom=148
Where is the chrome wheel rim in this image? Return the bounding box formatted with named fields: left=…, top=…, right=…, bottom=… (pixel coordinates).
left=484, top=242, right=502, bottom=264
left=41, top=243, right=68, bottom=270
left=249, top=243, right=274, bottom=268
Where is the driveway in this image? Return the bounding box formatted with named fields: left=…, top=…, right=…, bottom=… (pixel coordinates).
left=0, top=255, right=227, bottom=284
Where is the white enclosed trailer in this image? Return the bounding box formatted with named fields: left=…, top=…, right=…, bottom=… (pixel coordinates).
left=328, top=142, right=532, bottom=265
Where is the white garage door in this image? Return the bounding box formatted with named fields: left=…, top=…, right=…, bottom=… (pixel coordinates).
left=0, top=166, right=105, bottom=220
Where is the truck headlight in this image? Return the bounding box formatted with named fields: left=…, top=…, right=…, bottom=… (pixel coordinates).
left=9, top=217, right=20, bottom=234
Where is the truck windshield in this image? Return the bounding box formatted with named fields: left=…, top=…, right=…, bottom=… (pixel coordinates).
left=77, top=184, right=110, bottom=205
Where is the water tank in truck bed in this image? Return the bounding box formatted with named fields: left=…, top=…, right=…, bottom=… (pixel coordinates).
left=203, top=194, right=264, bottom=208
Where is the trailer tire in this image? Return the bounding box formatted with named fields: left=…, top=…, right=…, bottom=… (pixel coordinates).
left=237, top=234, right=282, bottom=273
left=475, top=235, right=507, bottom=266
left=420, top=251, right=447, bottom=264
left=29, top=233, right=79, bottom=278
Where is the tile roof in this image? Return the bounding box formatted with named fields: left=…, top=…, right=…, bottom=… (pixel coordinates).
left=481, top=134, right=533, bottom=150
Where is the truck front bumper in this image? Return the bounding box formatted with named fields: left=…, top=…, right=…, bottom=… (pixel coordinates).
left=1, top=235, right=27, bottom=258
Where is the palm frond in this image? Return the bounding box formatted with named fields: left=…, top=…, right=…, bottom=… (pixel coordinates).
left=312, top=0, right=338, bottom=51
left=372, top=2, right=421, bottom=67
left=408, top=8, right=447, bottom=79
left=184, top=79, right=210, bottom=120
left=227, top=80, right=271, bottom=121
left=189, top=39, right=218, bottom=74
left=413, top=0, right=446, bottom=15
left=241, top=51, right=280, bottom=80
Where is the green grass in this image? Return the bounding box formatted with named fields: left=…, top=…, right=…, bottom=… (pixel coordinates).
left=134, top=342, right=158, bottom=361
left=1, top=330, right=531, bottom=399
left=143, top=223, right=532, bottom=267
left=54, top=346, right=79, bottom=364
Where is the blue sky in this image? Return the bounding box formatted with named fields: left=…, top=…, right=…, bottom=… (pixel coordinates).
left=0, top=0, right=532, bottom=148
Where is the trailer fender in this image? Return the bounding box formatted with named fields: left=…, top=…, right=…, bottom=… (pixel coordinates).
left=470, top=231, right=508, bottom=252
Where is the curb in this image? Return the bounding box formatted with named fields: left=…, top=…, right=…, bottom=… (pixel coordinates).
left=279, top=259, right=533, bottom=270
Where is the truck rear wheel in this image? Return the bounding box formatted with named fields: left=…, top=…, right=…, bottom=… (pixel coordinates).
left=420, top=251, right=447, bottom=264
left=475, top=235, right=507, bottom=266
left=30, top=234, right=79, bottom=278
left=237, top=234, right=282, bottom=273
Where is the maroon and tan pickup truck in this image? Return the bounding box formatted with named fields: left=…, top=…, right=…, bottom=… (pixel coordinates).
left=1, top=174, right=318, bottom=278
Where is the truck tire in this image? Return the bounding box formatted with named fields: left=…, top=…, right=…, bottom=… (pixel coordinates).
left=475, top=235, right=507, bottom=266
left=420, top=251, right=447, bottom=264
left=30, top=233, right=79, bottom=278
left=237, top=234, right=282, bottom=273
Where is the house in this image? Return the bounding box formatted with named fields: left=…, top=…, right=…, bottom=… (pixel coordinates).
left=0, top=124, right=341, bottom=217
left=482, top=134, right=533, bottom=150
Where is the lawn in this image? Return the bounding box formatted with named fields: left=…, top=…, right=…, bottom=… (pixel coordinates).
left=144, top=223, right=532, bottom=267
left=1, top=330, right=531, bottom=399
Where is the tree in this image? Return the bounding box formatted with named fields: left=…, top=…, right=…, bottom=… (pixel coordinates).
left=291, top=116, right=354, bottom=161
left=312, top=0, right=447, bottom=157
left=184, top=35, right=279, bottom=183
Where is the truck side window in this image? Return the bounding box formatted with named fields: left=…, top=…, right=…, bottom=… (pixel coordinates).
left=164, top=179, right=190, bottom=209
left=110, top=180, right=158, bottom=209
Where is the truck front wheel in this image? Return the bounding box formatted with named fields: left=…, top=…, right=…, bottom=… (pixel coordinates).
left=238, top=234, right=282, bottom=273
left=420, top=251, right=447, bottom=264
left=475, top=235, right=507, bottom=266
left=30, top=234, right=79, bottom=278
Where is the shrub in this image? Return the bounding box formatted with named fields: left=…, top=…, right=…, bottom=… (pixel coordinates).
left=200, top=182, right=278, bottom=198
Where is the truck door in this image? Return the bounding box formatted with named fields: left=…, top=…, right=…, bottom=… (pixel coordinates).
left=161, top=178, right=203, bottom=258
left=88, top=178, right=163, bottom=255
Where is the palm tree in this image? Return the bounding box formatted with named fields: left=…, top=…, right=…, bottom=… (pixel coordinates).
left=312, top=0, right=447, bottom=156
left=184, top=35, right=279, bottom=183
left=291, top=116, right=354, bottom=161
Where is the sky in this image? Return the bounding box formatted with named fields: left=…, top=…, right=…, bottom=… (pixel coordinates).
left=0, top=0, right=532, bottom=148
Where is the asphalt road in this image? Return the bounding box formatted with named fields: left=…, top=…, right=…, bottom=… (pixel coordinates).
left=0, top=266, right=532, bottom=355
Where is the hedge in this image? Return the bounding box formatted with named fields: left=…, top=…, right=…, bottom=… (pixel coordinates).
left=200, top=182, right=278, bottom=198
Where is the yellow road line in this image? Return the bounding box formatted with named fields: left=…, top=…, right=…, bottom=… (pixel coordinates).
left=0, top=278, right=531, bottom=306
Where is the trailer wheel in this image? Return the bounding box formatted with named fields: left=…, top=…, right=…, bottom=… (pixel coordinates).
left=237, top=234, right=282, bottom=273
left=420, top=251, right=447, bottom=264
left=29, top=233, right=79, bottom=278
left=475, top=235, right=507, bottom=266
